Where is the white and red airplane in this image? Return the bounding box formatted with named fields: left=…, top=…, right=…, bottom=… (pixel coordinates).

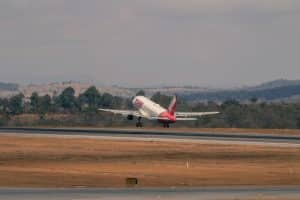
left=99, top=95, right=219, bottom=128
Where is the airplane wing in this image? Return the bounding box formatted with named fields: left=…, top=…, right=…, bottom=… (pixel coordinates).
left=98, top=108, right=142, bottom=117
left=176, top=111, right=220, bottom=117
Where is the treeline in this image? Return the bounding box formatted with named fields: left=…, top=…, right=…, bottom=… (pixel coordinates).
left=0, top=86, right=132, bottom=126
left=0, top=86, right=300, bottom=129
left=0, top=87, right=130, bottom=115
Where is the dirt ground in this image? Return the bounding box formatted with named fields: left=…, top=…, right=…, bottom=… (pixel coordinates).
left=181, top=128, right=300, bottom=135
left=0, top=134, right=300, bottom=188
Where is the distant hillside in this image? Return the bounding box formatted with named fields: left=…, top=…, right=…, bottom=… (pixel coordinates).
left=0, top=82, right=18, bottom=91
left=128, top=86, right=213, bottom=97
left=18, top=82, right=135, bottom=98
left=182, top=79, right=300, bottom=102
left=247, top=79, right=300, bottom=91
left=0, top=79, right=300, bottom=102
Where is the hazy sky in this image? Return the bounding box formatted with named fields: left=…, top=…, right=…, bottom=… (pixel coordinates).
left=1, top=0, right=300, bottom=87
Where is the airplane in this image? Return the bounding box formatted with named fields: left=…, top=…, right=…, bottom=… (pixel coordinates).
left=99, top=95, right=219, bottom=128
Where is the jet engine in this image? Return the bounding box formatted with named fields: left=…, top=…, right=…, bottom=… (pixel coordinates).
left=127, top=115, right=134, bottom=120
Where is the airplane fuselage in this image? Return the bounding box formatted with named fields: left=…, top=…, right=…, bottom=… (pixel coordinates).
left=132, top=96, right=176, bottom=123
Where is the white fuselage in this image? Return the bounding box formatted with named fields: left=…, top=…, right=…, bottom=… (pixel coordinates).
left=132, top=96, right=166, bottom=118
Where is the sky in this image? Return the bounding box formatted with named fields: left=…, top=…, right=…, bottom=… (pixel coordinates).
left=0, top=0, right=300, bottom=88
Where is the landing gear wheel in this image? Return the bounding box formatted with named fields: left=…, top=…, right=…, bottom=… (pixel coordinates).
left=136, top=122, right=143, bottom=127
left=136, top=117, right=143, bottom=128
left=163, top=123, right=170, bottom=128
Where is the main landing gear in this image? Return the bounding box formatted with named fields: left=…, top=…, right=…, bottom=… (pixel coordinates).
left=136, top=117, right=143, bottom=127
left=163, top=123, right=170, bottom=128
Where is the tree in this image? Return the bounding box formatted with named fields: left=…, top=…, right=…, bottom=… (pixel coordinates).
left=56, top=87, right=78, bottom=111
left=8, top=94, right=24, bottom=115
left=136, top=90, right=145, bottom=96
left=38, top=95, right=51, bottom=114
left=79, top=86, right=101, bottom=109
left=101, top=93, right=113, bottom=108
left=29, top=92, right=52, bottom=114
left=111, top=96, right=123, bottom=109
left=30, top=92, right=39, bottom=112
left=0, top=98, right=8, bottom=113
left=221, top=99, right=240, bottom=108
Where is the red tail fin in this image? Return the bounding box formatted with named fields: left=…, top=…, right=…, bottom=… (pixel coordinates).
left=168, top=95, right=177, bottom=116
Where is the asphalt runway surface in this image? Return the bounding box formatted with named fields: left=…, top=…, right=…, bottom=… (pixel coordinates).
left=0, top=127, right=300, bottom=146
left=1, top=187, right=300, bottom=200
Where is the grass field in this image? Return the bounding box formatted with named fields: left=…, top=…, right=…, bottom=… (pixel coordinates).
left=0, top=134, right=300, bottom=187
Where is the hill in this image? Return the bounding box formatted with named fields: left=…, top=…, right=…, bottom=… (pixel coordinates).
left=0, top=82, right=19, bottom=98
left=0, top=82, right=18, bottom=91
left=182, top=79, right=300, bottom=102
left=246, top=79, right=300, bottom=91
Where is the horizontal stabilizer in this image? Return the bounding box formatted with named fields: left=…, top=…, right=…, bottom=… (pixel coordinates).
left=176, top=118, right=198, bottom=121
left=176, top=111, right=220, bottom=117
left=150, top=117, right=170, bottom=121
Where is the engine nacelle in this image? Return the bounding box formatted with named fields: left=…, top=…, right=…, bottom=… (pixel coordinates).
left=127, top=115, right=134, bottom=120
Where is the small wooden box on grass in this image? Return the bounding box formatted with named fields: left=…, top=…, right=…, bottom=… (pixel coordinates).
left=126, top=177, right=138, bottom=186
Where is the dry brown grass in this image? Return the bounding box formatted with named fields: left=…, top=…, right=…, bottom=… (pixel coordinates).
left=0, top=135, right=300, bottom=187
left=140, top=127, right=300, bottom=136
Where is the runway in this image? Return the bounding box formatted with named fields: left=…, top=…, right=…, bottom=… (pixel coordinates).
left=1, top=128, right=300, bottom=198
left=0, top=127, right=300, bottom=146
left=1, top=187, right=300, bottom=200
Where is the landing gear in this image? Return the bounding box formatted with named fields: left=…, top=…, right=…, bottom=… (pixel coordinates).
left=136, top=117, right=143, bottom=127
left=163, top=123, right=170, bottom=128
left=136, top=122, right=143, bottom=127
